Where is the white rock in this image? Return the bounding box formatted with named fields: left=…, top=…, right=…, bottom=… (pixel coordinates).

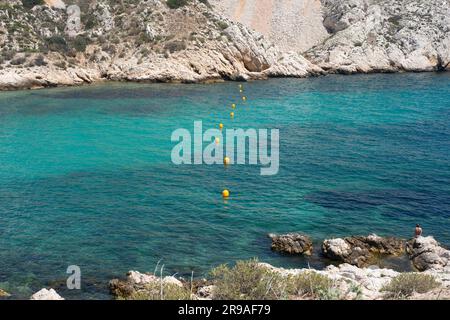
left=127, top=271, right=183, bottom=287
left=30, top=288, right=64, bottom=300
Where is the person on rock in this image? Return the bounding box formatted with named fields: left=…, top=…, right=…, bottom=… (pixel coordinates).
left=415, top=224, right=423, bottom=238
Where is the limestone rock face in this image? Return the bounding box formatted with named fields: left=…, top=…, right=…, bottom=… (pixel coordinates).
left=407, top=236, right=450, bottom=271
left=306, top=0, right=450, bottom=73
left=0, top=0, right=317, bottom=90
left=210, top=0, right=329, bottom=52
left=269, top=233, right=313, bottom=255
left=322, top=238, right=352, bottom=260
left=322, top=234, right=405, bottom=267
left=65, top=5, right=82, bottom=38
left=0, top=0, right=448, bottom=90
left=30, top=288, right=64, bottom=300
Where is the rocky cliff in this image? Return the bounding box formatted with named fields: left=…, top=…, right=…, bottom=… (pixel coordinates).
left=0, top=0, right=448, bottom=90
left=306, top=0, right=450, bottom=73
left=0, top=0, right=319, bottom=90
left=209, top=0, right=329, bottom=53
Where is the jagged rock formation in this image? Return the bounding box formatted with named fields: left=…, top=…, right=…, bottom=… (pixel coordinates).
left=0, top=0, right=317, bottom=90
left=407, top=236, right=450, bottom=271
left=322, top=234, right=405, bottom=267
left=30, top=288, right=64, bottom=300
left=209, top=0, right=329, bottom=52
left=269, top=233, right=313, bottom=255
left=0, top=0, right=448, bottom=90
left=306, top=0, right=450, bottom=73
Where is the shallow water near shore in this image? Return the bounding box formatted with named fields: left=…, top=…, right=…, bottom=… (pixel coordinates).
left=0, top=73, right=450, bottom=299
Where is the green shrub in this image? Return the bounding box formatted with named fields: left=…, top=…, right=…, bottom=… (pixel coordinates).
left=217, top=21, right=229, bottom=30
left=72, top=36, right=90, bottom=52
left=54, top=60, right=67, bottom=69
left=2, top=50, right=16, bottom=61
left=45, top=35, right=68, bottom=53
left=83, top=14, right=98, bottom=30
left=10, top=56, right=26, bottom=65
left=164, top=40, right=186, bottom=53
left=22, top=0, right=45, bottom=9
left=166, top=0, right=189, bottom=9
left=32, top=55, right=47, bottom=66
left=382, top=273, right=440, bottom=298
left=288, top=271, right=335, bottom=299
left=210, top=259, right=289, bottom=300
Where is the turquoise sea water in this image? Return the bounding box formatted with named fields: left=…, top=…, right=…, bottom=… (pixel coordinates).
left=0, top=73, right=450, bottom=299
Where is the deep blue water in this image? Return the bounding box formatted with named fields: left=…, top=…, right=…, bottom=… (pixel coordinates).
left=0, top=73, right=449, bottom=299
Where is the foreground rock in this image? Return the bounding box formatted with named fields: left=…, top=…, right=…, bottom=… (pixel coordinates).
left=0, top=288, right=10, bottom=298
left=269, top=233, right=313, bottom=255
left=322, top=234, right=405, bottom=267
left=260, top=262, right=450, bottom=300
left=109, top=270, right=185, bottom=299
left=407, top=236, right=450, bottom=271
left=30, top=288, right=64, bottom=300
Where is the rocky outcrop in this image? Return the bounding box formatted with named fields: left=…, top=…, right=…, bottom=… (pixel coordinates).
left=65, top=5, right=82, bottom=38
left=0, top=0, right=448, bottom=90
left=210, top=0, right=329, bottom=52
left=0, top=288, right=10, bottom=298
left=0, top=0, right=317, bottom=90
left=260, top=262, right=450, bottom=300
left=45, top=0, right=66, bottom=10
left=30, top=288, right=64, bottom=300
left=322, top=234, right=405, bottom=267
left=269, top=233, right=313, bottom=255
left=407, top=236, right=450, bottom=271
left=109, top=270, right=184, bottom=299
left=306, top=0, right=450, bottom=73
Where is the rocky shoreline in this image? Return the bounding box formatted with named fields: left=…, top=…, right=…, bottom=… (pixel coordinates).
left=2, top=234, right=448, bottom=300
left=105, top=234, right=450, bottom=300
left=0, top=0, right=448, bottom=91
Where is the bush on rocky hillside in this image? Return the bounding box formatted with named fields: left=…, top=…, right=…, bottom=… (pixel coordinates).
left=22, top=0, right=45, bottom=9
left=210, top=259, right=290, bottom=300
left=288, top=271, right=335, bottom=299
left=382, top=273, right=440, bottom=298
left=166, top=0, right=189, bottom=9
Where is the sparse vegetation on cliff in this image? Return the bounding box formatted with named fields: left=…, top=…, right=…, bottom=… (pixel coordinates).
left=382, top=273, right=440, bottom=299
left=21, top=0, right=45, bottom=9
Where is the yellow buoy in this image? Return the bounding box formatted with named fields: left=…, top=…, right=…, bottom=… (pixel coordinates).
left=219, top=123, right=224, bottom=130
left=230, top=112, right=234, bottom=118
left=223, top=156, right=231, bottom=165
left=232, top=103, right=236, bottom=109
left=242, top=96, right=247, bottom=101
left=222, top=189, right=230, bottom=198
left=215, top=137, right=220, bottom=145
